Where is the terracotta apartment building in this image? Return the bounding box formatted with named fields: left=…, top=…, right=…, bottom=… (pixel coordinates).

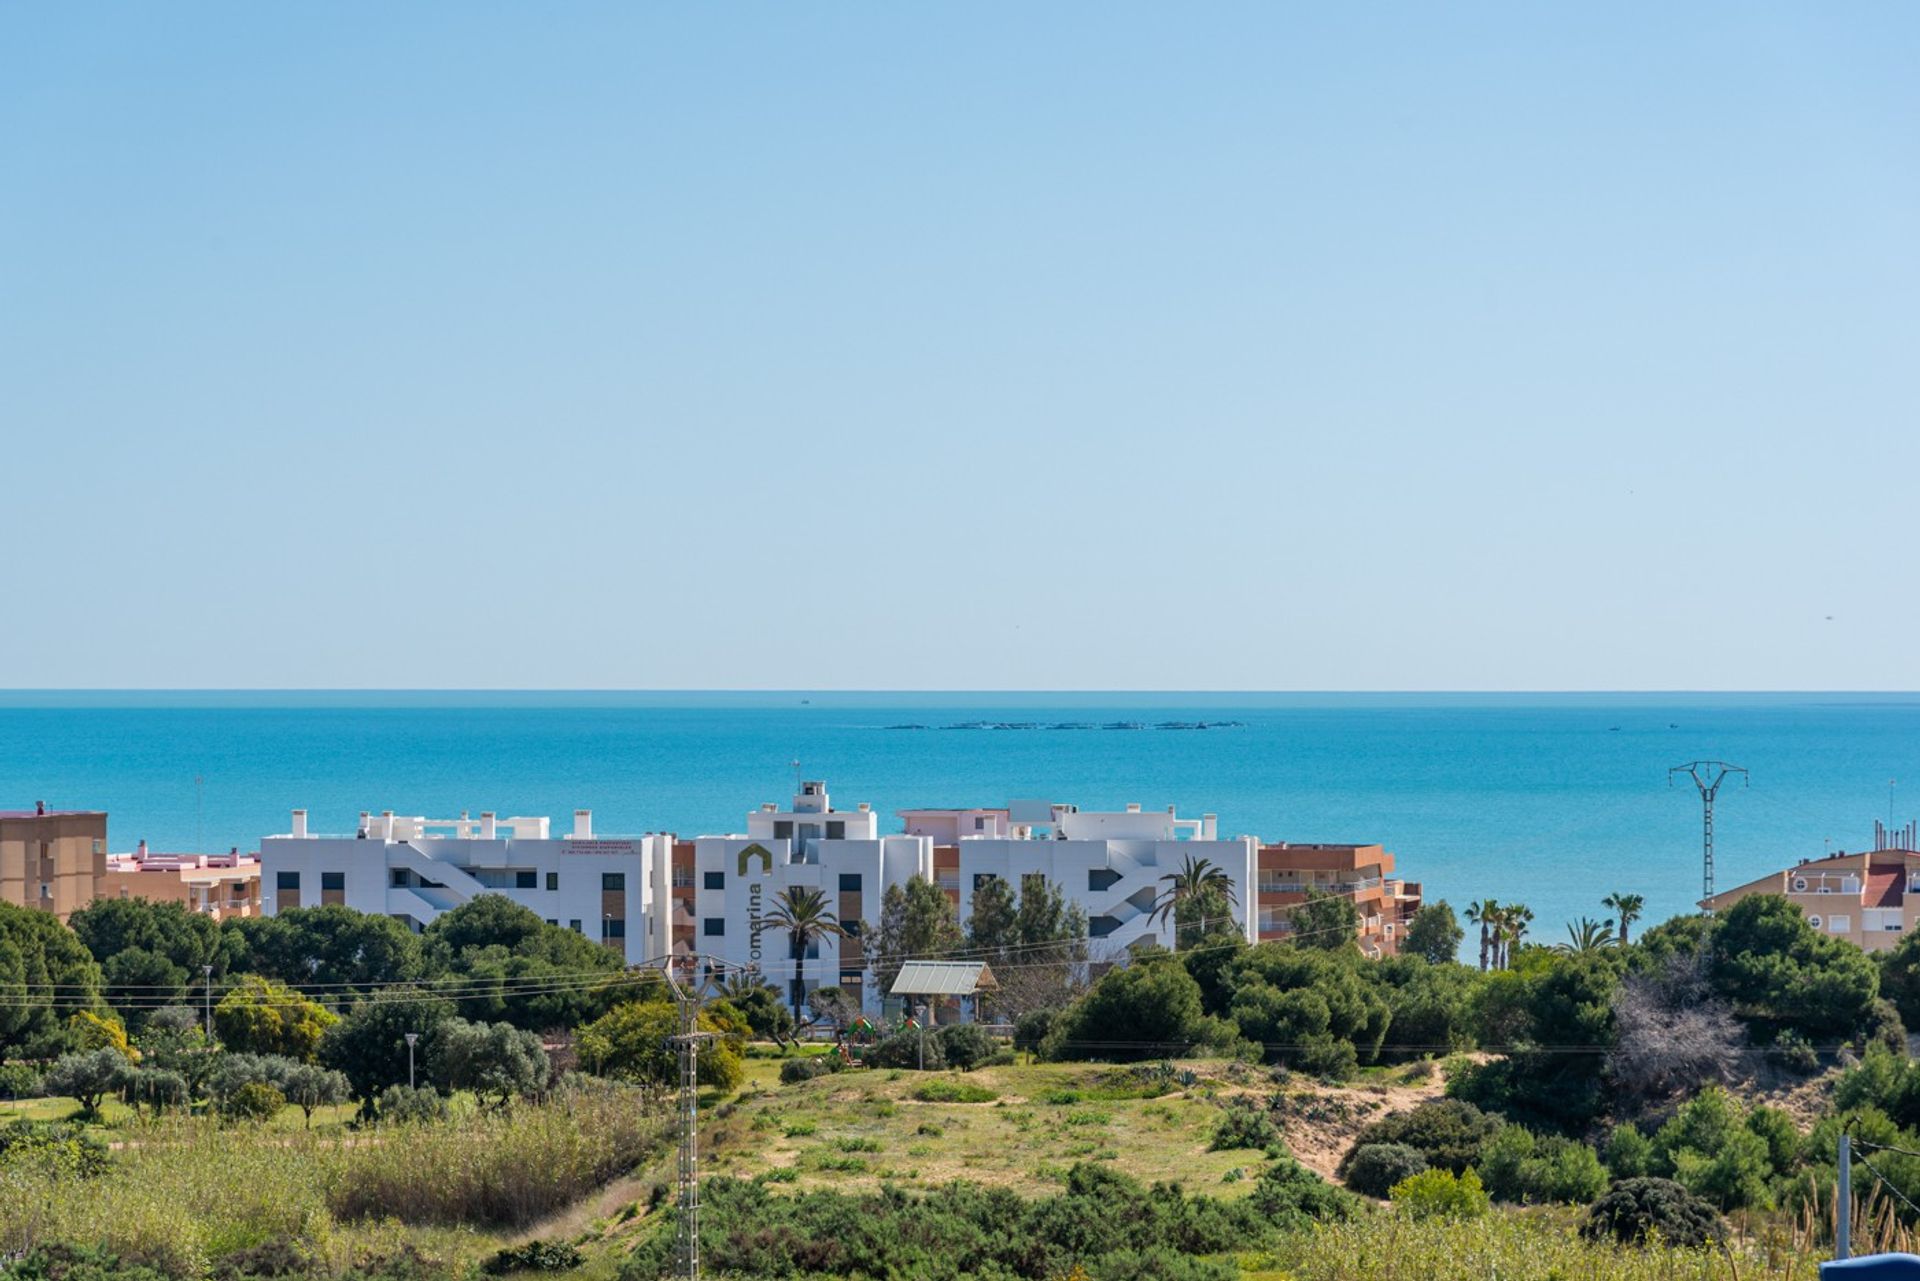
left=1254, top=841, right=1422, bottom=957
left=1703, top=820, right=1920, bottom=952
left=0, top=802, right=109, bottom=921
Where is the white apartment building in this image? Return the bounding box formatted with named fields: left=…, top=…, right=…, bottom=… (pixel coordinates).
left=260, top=782, right=1262, bottom=1016
left=259, top=808, right=673, bottom=965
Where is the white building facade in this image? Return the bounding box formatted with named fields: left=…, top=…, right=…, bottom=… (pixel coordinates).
left=259, top=808, right=673, bottom=965
left=260, top=782, right=1261, bottom=1016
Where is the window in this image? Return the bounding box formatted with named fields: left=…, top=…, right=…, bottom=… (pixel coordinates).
left=842, top=919, right=862, bottom=937
left=276, top=872, right=300, bottom=890
left=773, top=821, right=793, bottom=840
left=1088, top=914, right=1121, bottom=938
left=603, top=918, right=626, bottom=939
left=321, top=872, right=344, bottom=891
left=545, top=919, right=557, bottom=926
left=1088, top=868, right=1121, bottom=892
left=515, top=870, right=537, bottom=889
left=569, top=919, right=582, bottom=931
left=826, top=821, right=845, bottom=839
left=703, top=918, right=725, bottom=937
left=1828, top=915, right=1851, bottom=934
left=546, top=872, right=558, bottom=892
left=973, top=873, right=998, bottom=891
left=839, top=873, right=862, bottom=892
left=973, top=816, right=985, bottom=831
left=704, top=871, right=725, bottom=891
left=602, top=872, right=625, bottom=892
left=389, top=868, right=411, bottom=888
left=92, top=839, right=104, bottom=856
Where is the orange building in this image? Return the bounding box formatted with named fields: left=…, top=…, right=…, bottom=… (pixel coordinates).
left=1702, top=820, right=1920, bottom=952
left=97, top=841, right=261, bottom=920
left=1254, top=842, right=1421, bottom=957
left=0, top=802, right=108, bottom=921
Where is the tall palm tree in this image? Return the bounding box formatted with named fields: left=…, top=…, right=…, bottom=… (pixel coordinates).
left=1555, top=917, right=1618, bottom=955
left=1149, top=855, right=1237, bottom=950
left=1496, top=903, right=1534, bottom=969
left=762, top=886, right=846, bottom=1023
left=1601, top=893, right=1645, bottom=946
left=1464, top=899, right=1500, bottom=972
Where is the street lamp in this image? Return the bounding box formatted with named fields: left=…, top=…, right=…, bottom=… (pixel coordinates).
left=405, top=1032, right=419, bottom=1090
left=202, top=965, right=214, bottom=1040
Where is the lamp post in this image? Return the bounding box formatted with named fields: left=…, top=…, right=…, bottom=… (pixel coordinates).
left=202, top=964, right=214, bottom=1040
left=405, top=1032, right=419, bottom=1090
left=916, top=1004, right=928, bottom=1071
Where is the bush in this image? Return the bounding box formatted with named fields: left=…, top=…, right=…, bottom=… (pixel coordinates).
left=1768, top=1028, right=1820, bottom=1074
left=1582, top=1176, right=1724, bottom=1247
left=936, top=1024, right=997, bottom=1070
left=1476, top=1126, right=1607, bottom=1204
left=1250, top=1157, right=1360, bottom=1229
left=485, top=1240, right=583, bottom=1274
left=911, top=1079, right=996, bottom=1104
left=220, top=1081, right=285, bottom=1123
left=0, top=1119, right=111, bottom=1177
left=1209, top=1101, right=1280, bottom=1152
left=867, top=1029, right=945, bottom=1071
left=1604, top=1123, right=1652, bottom=1180
left=376, top=1085, right=450, bottom=1125
left=0, top=1063, right=44, bottom=1099
left=1344, top=1143, right=1429, bottom=1198
left=1338, top=1099, right=1498, bottom=1177
left=779, top=1056, right=832, bottom=1084
left=1012, top=1009, right=1055, bottom=1054
left=1045, top=960, right=1206, bottom=1061
left=1390, top=1167, right=1489, bottom=1219
left=43, top=1049, right=128, bottom=1117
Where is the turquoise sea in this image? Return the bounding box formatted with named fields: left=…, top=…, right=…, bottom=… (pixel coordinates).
left=3, top=691, right=1918, bottom=948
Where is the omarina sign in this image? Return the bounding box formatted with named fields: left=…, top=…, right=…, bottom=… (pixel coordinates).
left=737, top=843, right=772, bottom=971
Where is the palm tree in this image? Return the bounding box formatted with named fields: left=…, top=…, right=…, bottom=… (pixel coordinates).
left=1556, top=917, right=1618, bottom=955
left=762, top=886, right=846, bottom=1024
left=1602, top=893, right=1645, bottom=946
left=1495, top=903, right=1533, bottom=970
left=1149, top=855, right=1237, bottom=950
left=1464, top=899, right=1500, bottom=972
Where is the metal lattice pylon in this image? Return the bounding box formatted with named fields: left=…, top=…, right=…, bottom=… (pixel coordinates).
left=1671, top=761, right=1748, bottom=904
left=666, top=964, right=715, bottom=1281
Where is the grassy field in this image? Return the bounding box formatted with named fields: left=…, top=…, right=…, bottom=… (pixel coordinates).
left=708, top=1057, right=1266, bottom=1197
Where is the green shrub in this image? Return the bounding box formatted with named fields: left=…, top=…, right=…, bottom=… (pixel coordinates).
left=1768, top=1028, right=1819, bottom=1074
left=867, top=1029, right=946, bottom=1071
left=1012, top=1009, right=1055, bottom=1054
left=376, top=1085, right=450, bottom=1125
left=1209, top=1101, right=1279, bottom=1152
left=1604, top=1123, right=1652, bottom=1179
left=221, top=1082, right=286, bottom=1124
left=936, top=1024, right=998, bottom=1071
left=1344, top=1143, right=1428, bottom=1198
left=1244, top=1160, right=1367, bottom=1229
left=485, top=1240, right=583, bottom=1274
left=1338, top=1099, right=1497, bottom=1177
left=911, top=1079, right=996, bottom=1104
left=0, top=1243, right=172, bottom=1281
left=1582, top=1176, right=1724, bottom=1247
left=0, top=1119, right=111, bottom=1177
left=779, top=1056, right=830, bottom=1085
left=1476, top=1125, right=1606, bottom=1204
left=0, top=1062, right=45, bottom=1099
left=1389, top=1167, right=1489, bottom=1219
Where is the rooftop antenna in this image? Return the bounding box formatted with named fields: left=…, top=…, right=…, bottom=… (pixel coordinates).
left=194, top=774, right=205, bottom=856
left=791, top=758, right=802, bottom=791
left=1670, top=761, right=1748, bottom=905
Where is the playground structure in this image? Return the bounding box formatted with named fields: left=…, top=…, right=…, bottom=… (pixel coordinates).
left=834, top=1013, right=923, bottom=1067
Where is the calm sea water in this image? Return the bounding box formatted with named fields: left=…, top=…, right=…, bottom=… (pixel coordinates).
left=3, top=691, right=1917, bottom=948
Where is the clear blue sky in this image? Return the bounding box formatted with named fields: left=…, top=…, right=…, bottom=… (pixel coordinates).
left=4, top=4, right=1916, bottom=690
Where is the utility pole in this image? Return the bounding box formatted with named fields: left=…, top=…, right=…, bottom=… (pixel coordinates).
left=405, top=1032, right=419, bottom=1089
left=1670, top=761, right=1749, bottom=905
left=664, top=964, right=716, bottom=1281
left=203, top=965, right=214, bottom=1040
left=1837, top=1129, right=1852, bottom=1260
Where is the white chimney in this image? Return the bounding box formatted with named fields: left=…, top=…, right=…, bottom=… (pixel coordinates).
left=136, top=839, right=148, bottom=858
left=358, top=811, right=372, bottom=837
left=1126, top=803, right=1142, bottom=813
left=381, top=810, right=395, bottom=841
left=480, top=811, right=497, bottom=840
left=291, top=809, right=308, bottom=839
left=573, top=809, right=593, bottom=839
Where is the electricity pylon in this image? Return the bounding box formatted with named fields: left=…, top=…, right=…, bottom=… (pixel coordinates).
left=1670, top=761, right=1748, bottom=905
left=662, top=960, right=716, bottom=1281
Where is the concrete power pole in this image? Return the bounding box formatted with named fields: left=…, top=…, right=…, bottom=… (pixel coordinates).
left=1670, top=761, right=1749, bottom=904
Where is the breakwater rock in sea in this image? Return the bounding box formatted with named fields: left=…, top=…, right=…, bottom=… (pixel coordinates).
left=881, top=721, right=1245, bottom=731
